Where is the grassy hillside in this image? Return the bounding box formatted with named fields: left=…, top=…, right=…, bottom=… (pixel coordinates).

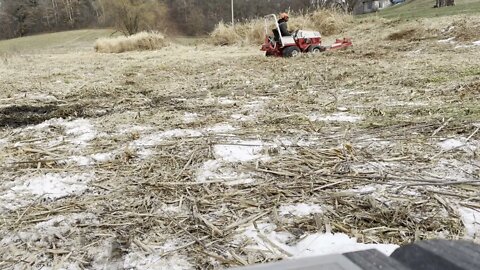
left=0, top=29, right=115, bottom=54
left=377, top=0, right=480, bottom=18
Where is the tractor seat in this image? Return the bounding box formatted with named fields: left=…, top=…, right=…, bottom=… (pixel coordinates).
left=272, top=29, right=280, bottom=42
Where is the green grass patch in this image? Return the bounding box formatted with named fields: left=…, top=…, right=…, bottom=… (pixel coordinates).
left=0, top=29, right=115, bottom=54
left=373, top=0, right=480, bottom=19
left=461, top=67, right=480, bottom=76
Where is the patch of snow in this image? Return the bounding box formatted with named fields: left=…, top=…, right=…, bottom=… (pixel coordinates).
left=438, top=37, right=455, bottom=43
left=438, top=137, right=477, bottom=152
left=213, top=140, right=266, bottom=162
left=0, top=138, right=7, bottom=149
left=91, top=152, right=115, bottom=162
left=31, top=118, right=97, bottom=146
left=438, top=138, right=464, bottom=150
left=231, top=113, right=255, bottom=122
left=64, top=152, right=115, bottom=166
left=205, top=123, right=236, bottom=133
left=244, top=100, right=267, bottom=111
left=118, top=125, right=153, bottom=134
left=292, top=232, right=398, bottom=257
left=459, top=207, right=480, bottom=238
left=68, top=155, right=94, bottom=166
left=347, top=91, right=369, bottom=96
left=196, top=159, right=254, bottom=184
left=455, top=44, right=474, bottom=49
left=349, top=185, right=378, bottom=194
left=134, top=129, right=203, bottom=147
left=474, top=40, right=480, bottom=46
left=428, top=158, right=480, bottom=182
left=309, top=113, right=363, bottom=123
left=237, top=223, right=398, bottom=258
left=124, top=253, right=192, bottom=270
left=183, top=112, right=198, bottom=123
left=196, top=160, right=222, bottom=182
left=218, top=98, right=236, bottom=105
left=0, top=213, right=98, bottom=254
left=386, top=101, right=428, bottom=106
left=0, top=173, right=94, bottom=212
left=155, top=204, right=185, bottom=215
left=62, top=119, right=97, bottom=146
left=279, top=203, right=323, bottom=217
left=11, top=173, right=92, bottom=199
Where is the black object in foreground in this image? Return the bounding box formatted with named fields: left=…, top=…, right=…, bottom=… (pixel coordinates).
left=233, top=240, right=480, bottom=270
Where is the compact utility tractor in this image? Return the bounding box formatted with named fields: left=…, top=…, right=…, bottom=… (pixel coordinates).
left=261, top=14, right=352, bottom=57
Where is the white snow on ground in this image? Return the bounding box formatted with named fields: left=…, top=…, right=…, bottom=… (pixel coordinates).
left=205, top=123, right=236, bottom=133
left=438, top=138, right=466, bottom=150
left=196, top=160, right=254, bottom=184
left=237, top=223, right=399, bottom=258
left=279, top=203, right=323, bottom=217
left=196, top=160, right=222, bottom=182
left=133, top=124, right=237, bottom=149
left=133, top=129, right=203, bottom=147
left=473, top=40, right=480, bottom=46
left=308, top=113, right=363, bottom=123
left=438, top=37, right=456, bottom=43
left=91, top=152, right=115, bottom=162
left=231, top=113, right=255, bottom=122
left=124, top=253, right=192, bottom=270
left=66, top=152, right=116, bottom=166
left=118, top=125, right=154, bottom=134
left=231, top=99, right=268, bottom=122
left=0, top=173, right=94, bottom=212
left=1, top=213, right=99, bottom=248
left=428, top=159, right=480, bottom=181
left=60, top=118, right=97, bottom=146
left=30, top=118, right=97, bottom=146
left=213, top=140, right=266, bottom=162
left=0, top=138, right=7, bottom=149
left=218, top=98, right=236, bottom=105
left=386, top=101, right=429, bottom=107
left=183, top=112, right=199, bottom=123
left=437, top=137, right=478, bottom=155
left=459, top=207, right=480, bottom=238
left=196, top=139, right=267, bottom=184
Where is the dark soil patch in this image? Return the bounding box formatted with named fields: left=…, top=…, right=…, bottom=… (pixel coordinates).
left=0, top=104, right=86, bottom=128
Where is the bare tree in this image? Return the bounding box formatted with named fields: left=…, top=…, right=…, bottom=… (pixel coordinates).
left=434, top=0, right=455, bottom=8
left=100, top=0, right=168, bottom=35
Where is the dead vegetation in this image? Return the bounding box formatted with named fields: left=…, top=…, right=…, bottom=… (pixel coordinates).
left=210, top=9, right=352, bottom=46
left=445, top=19, right=480, bottom=41
left=94, top=31, right=167, bottom=53
left=1, top=12, right=480, bottom=270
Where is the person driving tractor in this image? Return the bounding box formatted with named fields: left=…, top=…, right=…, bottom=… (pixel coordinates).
left=278, top=12, right=291, bottom=36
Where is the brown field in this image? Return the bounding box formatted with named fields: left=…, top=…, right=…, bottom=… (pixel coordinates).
left=0, top=13, right=479, bottom=269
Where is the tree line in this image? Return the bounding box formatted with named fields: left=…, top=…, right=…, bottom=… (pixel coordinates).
left=0, top=0, right=328, bottom=40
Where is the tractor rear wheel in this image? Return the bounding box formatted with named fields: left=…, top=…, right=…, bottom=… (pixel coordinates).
left=283, top=46, right=300, bottom=57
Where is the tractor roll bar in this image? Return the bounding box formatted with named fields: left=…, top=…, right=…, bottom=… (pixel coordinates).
left=264, top=14, right=284, bottom=47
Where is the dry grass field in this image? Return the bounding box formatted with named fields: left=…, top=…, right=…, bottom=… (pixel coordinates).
left=0, top=11, right=479, bottom=270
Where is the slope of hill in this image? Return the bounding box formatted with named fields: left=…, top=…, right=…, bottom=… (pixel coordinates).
left=377, top=0, right=480, bottom=18
left=0, top=29, right=114, bottom=54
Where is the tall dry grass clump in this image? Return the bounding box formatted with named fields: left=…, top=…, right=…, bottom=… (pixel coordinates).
left=209, top=9, right=352, bottom=46
left=209, top=22, right=241, bottom=46
left=94, top=31, right=167, bottom=53
left=309, top=9, right=351, bottom=36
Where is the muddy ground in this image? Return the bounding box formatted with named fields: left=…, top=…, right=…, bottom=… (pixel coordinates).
left=0, top=14, right=479, bottom=270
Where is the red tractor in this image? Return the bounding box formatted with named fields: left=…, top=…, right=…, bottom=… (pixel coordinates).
left=261, top=14, right=353, bottom=57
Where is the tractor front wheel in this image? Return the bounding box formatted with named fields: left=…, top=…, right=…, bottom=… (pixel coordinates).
left=283, top=46, right=300, bottom=57
left=308, top=46, right=326, bottom=53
